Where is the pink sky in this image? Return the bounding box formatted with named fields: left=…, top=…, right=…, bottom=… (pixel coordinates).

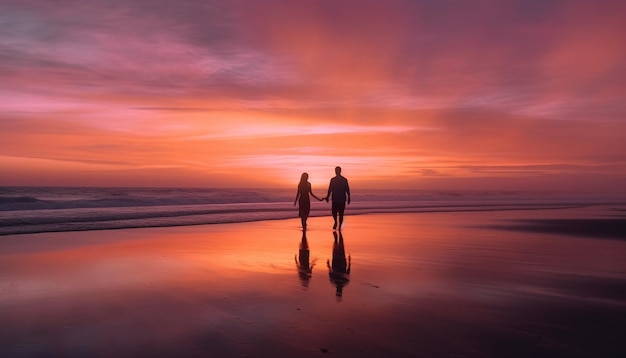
left=1, top=0, right=625, bottom=192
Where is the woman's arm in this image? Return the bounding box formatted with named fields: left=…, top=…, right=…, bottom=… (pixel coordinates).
left=310, top=191, right=322, bottom=201
left=294, top=190, right=300, bottom=206
left=309, top=183, right=323, bottom=201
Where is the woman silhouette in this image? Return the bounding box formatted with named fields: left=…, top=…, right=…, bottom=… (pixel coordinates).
left=294, top=172, right=323, bottom=230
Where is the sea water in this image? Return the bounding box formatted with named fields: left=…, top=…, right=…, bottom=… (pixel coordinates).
left=0, top=186, right=621, bottom=235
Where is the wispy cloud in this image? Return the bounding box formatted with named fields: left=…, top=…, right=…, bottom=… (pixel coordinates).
left=1, top=0, right=625, bottom=191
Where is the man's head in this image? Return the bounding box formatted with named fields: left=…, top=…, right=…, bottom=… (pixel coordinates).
left=335, top=166, right=342, bottom=175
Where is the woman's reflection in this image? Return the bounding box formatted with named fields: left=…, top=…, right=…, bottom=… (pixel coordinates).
left=327, top=231, right=351, bottom=301
left=295, top=231, right=316, bottom=289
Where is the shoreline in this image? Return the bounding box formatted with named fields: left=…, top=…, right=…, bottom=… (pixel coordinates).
left=2, top=202, right=624, bottom=237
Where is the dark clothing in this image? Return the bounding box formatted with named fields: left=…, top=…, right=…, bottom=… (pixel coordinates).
left=297, top=182, right=311, bottom=218
left=328, top=175, right=350, bottom=203
left=332, top=201, right=346, bottom=218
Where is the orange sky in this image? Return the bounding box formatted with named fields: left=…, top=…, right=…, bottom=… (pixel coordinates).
left=1, top=0, right=625, bottom=192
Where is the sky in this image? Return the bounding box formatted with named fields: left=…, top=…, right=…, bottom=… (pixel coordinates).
left=1, top=0, right=625, bottom=192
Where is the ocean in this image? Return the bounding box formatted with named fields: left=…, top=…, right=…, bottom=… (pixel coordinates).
left=0, top=186, right=622, bottom=235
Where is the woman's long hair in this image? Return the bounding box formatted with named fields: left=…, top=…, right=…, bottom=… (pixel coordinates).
left=298, top=172, right=309, bottom=191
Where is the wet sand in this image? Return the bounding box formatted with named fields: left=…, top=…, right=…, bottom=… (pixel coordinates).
left=1, top=205, right=625, bottom=357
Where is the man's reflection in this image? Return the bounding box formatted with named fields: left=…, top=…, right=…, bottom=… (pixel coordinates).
left=328, top=231, right=351, bottom=301
left=295, top=231, right=315, bottom=289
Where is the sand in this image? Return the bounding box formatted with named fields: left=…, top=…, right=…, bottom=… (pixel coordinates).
left=1, top=205, right=625, bottom=357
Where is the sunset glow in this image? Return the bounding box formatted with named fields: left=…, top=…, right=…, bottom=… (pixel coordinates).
left=1, top=0, right=625, bottom=192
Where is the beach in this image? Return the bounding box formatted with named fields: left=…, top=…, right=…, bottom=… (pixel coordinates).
left=1, top=205, right=625, bottom=357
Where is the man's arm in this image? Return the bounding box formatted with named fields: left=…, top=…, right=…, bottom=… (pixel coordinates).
left=346, top=180, right=351, bottom=204
left=325, top=179, right=332, bottom=202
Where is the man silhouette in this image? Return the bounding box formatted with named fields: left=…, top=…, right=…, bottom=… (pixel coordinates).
left=325, top=166, right=351, bottom=230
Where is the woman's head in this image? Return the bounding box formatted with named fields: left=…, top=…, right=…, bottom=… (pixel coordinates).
left=300, top=172, right=309, bottom=182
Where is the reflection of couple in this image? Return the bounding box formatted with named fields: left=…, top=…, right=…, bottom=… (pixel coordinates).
left=294, top=230, right=351, bottom=299
left=294, top=166, right=351, bottom=231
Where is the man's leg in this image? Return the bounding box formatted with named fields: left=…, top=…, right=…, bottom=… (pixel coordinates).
left=337, top=202, right=346, bottom=230
left=331, top=203, right=339, bottom=229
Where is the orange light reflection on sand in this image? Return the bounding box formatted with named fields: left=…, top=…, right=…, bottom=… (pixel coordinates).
left=0, top=223, right=308, bottom=304
left=2, top=209, right=626, bottom=356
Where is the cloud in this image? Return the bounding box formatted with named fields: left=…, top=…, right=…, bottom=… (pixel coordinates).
left=0, top=0, right=625, bottom=191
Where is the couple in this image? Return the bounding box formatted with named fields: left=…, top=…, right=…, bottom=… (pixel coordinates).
left=294, top=166, right=351, bottom=231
